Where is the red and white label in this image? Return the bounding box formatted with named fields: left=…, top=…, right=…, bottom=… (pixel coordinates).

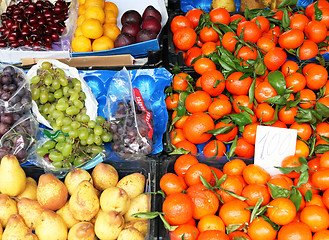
left=133, top=88, right=153, bottom=139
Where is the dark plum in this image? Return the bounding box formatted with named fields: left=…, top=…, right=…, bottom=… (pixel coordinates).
left=114, top=32, right=136, bottom=48
left=142, top=5, right=162, bottom=22
left=121, top=10, right=142, bottom=26
left=141, top=16, right=161, bottom=34
left=136, top=29, right=157, bottom=43
left=121, top=22, right=141, bottom=37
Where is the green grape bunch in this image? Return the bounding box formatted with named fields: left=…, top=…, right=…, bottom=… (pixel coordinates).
left=30, top=61, right=113, bottom=169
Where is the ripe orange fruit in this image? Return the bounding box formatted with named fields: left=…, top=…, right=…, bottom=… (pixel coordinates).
left=247, top=217, right=277, bottom=240
left=289, top=13, right=309, bottom=31
left=173, top=27, right=197, bottom=51
left=216, top=175, right=245, bottom=203
left=209, top=167, right=224, bottom=186
left=243, top=164, right=270, bottom=185
left=257, top=36, right=276, bottom=54
left=320, top=151, right=329, bottom=168
left=193, top=58, right=216, bottom=75
left=299, top=89, right=316, bottom=109
left=201, top=42, right=217, bottom=55
left=219, top=199, right=251, bottom=226
left=277, top=221, right=312, bottom=240
left=264, top=47, right=287, bottom=71
left=226, top=72, right=252, bottom=96
left=208, top=99, right=232, bottom=119
left=237, top=21, right=262, bottom=43
left=209, top=8, right=230, bottom=25
left=174, top=154, right=199, bottom=177
left=295, top=139, right=310, bottom=158
left=81, top=18, right=103, bottom=39
left=171, top=15, right=193, bottom=33
left=285, top=72, right=306, bottom=93
left=315, top=122, right=329, bottom=140
left=84, top=0, right=104, bottom=8
left=85, top=6, right=105, bottom=24
left=267, top=175, right=291, bottom=198
left=171, top=111, right=188, bottom=129
left=312, top=168, right=329, bottom=191
left=223, top=159, right=247, bottom=176
left=197, top=215, right=225, bottom=232
left=199, top=26, right=219, bottom=43
left=173, top=73, right=189, bottom=91
left=251, top=16, right=270, bottom=33
left=305, top=64, right=328, bottom=90
left=267, top=198, right=297, bottom=225
left=162, top=192, right=193, bottom=225
left=281, top=60, right=299, bottom=77
left=281, top=155, right=302, bottom=178
left=236, top=46, right=257, bottom=61
left=198, top=230, right=230, bottom=240
left=278, top=28, right=305, bottom=49
left=183, top=112, right=214, bottom=144
left=255, top=81, right=278, bottom=103
left=184, top=163, right=212, bottom=186
left=214, top=121, right=238, bottom=142
left=232, top=95, right=253, bottom=113
left=242, top=183, right=271, bottom=206
left=300, top=205, right=329, bottom=232
left=165, top=93, right=179, bottom=110
left=185, top=8, right=202, bottom=29
left=234, top=137, right=255, bottom=159
left=170, top=224, right=199, bottom=240
left=160, top=173, right=187, bottom=196
left=175, top=140, right=198, bottom=155
left=71, top=36, right=92, bottom=52
left=77, top=14, right=86, bottom=26
left=228, top=231, right=251, bottom=240
left=185, top=91, right=212, bottom=114
left=185, top=47, right=202, bottom=67
left=305, top=193, right=327, bottom=208
left=305, top=20, right=327, bottom=43
left=75, top=26, right=83, bottom=37
left=313, top=230, right=329, bottom=240
left=200, top=70, right=225, bottom=96
left=242, top=123, right=259, bottom=145
left=103, top=23, right=120, bottom=41
left=92, top=36, right=114, bottom=51
left=187, top=183, right=220, bottom=219
left=278, top=106, right=297, bottom=125
left=299, top=39, right=319, bottom=60
left=170, top=128, right=186, bottom=145
left=203, top=140, right=226, bottom=160
left=255, top=103, right=275, bottom=123
left=222, top=32, right=237, bottom=52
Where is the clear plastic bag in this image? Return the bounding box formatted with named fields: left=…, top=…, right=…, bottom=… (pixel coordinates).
left=0, top=113, right=39, bottom=164
left=105, top=67, right=154, bottom=160
left=0, top=64, right=31, bottom=113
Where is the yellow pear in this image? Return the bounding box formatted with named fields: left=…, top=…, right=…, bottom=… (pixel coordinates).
left=125, top=220, right=148, bottom=236
left=69, top=180, right=99, bottom=221
left=35, top=210, right=67, bottom=240
left=100, top=187, right=130, bottom=215
left=91, top=163, right=118, bottom=191
left=17, top=177, right=37, bottom=200
left=2, top=214, right=29, bottom=240
left=0, top=194, right=18, bottom=228
left=116, top=173, right=145, bottom=199
left=211, top=0, right=236, bottom=12
left=17, top=198, right=44, bottom=230
left=56, top=202, right=80, bottom=229
left=0, top=155, right=26, bottom=196
left=37, top=174, right=68, bottom=210
left=68, top=222, right=95, bottom=240
left=124, top=194, right=150, bottom=222
left=0, top=225, right=2, bottom=239
left=94, top=210, right=124, bottom=240
left=117, top=227, right=144, bottom=240
left=65, top=168, right=93, bottom=195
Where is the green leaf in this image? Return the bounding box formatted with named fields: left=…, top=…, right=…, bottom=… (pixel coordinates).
left=262, top=215, right=281, bottom=231
left=282, top=8, right=291, bottom=29
left=315, top=144, right=329, bottom=154
left=227, top=136, right=238, bottom=158
left=278, top=0, right=298, bottom=7
left=289, top=188, right=302, bottom=211
left=230, top=113, right=252, bottom=126
left=159, top=214, right=178, bottom=231
left=172, top=62, right=182, bottom=75
left=249, top=77, right=256, bottom=103
left=44, top=130, right=68, bottom=139
left=250, top=197, right=264, bottom=223
left=216, top=174, right=228, bottom=187
left=297, top=170, right=309, bottom=187
left=226, top=224, right=244, bottom=234
left=295, top=108, right=317, bottom=124
left=199, top=175, right=213, bottom=189
left=176, top=91, right=189, bottom=117
left=239, top=106, right=254, bottom=116
left=222, top=189, right=248, bottom=201
left=169, top=145, right=191, bottom=155
left=268, top=71, right=286, bottom=95
left=316, top=102, right=329, bottom=118
left=214, top=22, right=234, bottom=33
left=131, top=211, right=161, bottom=219
left=314, top=1, right=323, bottom=21
left=233, top=237, right=249, bottom=240
left=207, top=125, right=236, bottom=135
left=254, top=56, right=267, bottom=76
left=147, top=190, right=166, bottom=198
left=304, top=190, right=313, bottom=202
left=267, top=183, right=291, bottom=199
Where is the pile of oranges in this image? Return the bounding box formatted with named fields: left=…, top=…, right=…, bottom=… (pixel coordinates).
left=171, top=0, right=329, bottom=68
left=159, top=154, right=329, bottom=239
left=72, top=0, right=120, bottom=52
left=166, top=0, right=329, bottom=160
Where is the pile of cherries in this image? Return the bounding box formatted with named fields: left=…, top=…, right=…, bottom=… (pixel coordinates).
left=0, top=0, right=69, bottom=50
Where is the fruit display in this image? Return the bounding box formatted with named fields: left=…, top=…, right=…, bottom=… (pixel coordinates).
left=0, top=154, right=152, bottom=240
left=28, top=61, right=113, bottom=169
left=154, top=153, right=329, bottom=239
left=115, top=5, right=162, bottom=48
left=0, top=0, right=69, bottom=50
left=72, top=0, right=120, bottom=52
